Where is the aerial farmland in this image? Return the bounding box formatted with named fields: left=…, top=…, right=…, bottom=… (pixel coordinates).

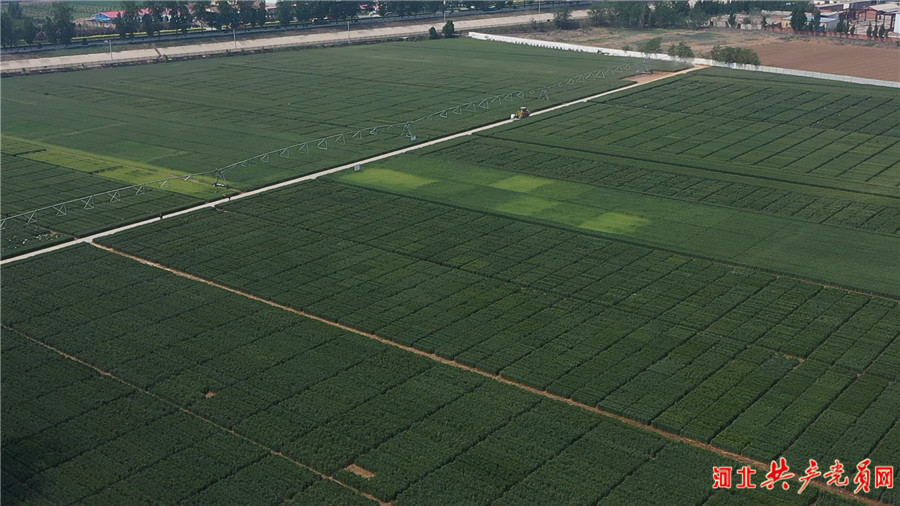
left=1, top=5, right=898, bottom=506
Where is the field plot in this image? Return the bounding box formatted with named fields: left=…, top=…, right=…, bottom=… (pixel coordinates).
left=0, top=145, right=205, bottom=257
left=100, top=179, right=899, bottom=504
left=0, top=245, right=840, bottom=505
left=335, top=68, right=900, bottom=295
left=1, top=39, right=680, bottom=254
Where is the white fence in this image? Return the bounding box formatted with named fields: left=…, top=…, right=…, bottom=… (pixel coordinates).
left=468, top=32, right=899, bottom=89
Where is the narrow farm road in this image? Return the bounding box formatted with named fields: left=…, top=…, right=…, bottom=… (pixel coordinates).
left=0, top=66, right=699, bottom=266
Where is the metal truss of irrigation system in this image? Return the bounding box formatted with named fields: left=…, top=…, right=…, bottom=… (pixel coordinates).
left=1, top=60, right=648, bottom=231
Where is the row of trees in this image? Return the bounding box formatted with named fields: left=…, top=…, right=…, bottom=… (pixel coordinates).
left=0, top=1, right=509, bottom=46
left=0, top=2, right=37, bottom=46
left=113, top=1, right=269, bottom=39
left=586, top=1, right=796, bottom=30
left=1, top=2, right=75, bottom=46
left=428, top=20, right=456, bottom=39
left=623, top=37, right=756, bottom=64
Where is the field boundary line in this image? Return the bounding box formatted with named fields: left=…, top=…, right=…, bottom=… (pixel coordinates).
left=92, top=242, right=883, bottom=506
left=0, top=67, right=698, bottom=267
left=3, top=326, right=390, bottom=506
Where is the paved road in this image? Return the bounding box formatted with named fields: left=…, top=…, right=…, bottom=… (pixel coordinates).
left=0, top=65, right=696, bottom=266
left=0, top=10, right=589, bottom=74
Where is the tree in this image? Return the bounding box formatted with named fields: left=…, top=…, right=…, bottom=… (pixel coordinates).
left=442, top=20, right=454, bottom=38
left=638, top=37, right=662, bottom=54
left=761, top=15, right=767, bottom=28
left=587, top=3, right=608, bottom=26
left=167, top=1, right=194, bottom=35
left=554, top=5, right=573, bottom=29
left=866, top=23, right=873, bottom=37
left=687, top=2, right=711, bottom=29
left=617, top=1, right=651, bottom=28
left=849, top=25, right=855, bottom=36
left=1, top=12, right=18, bottom=47
left=727, top=12, right=736, bottom=28
left=276, top=1, right=293, bottom=27
left=45, top=2, right=76, bottom=44
left=810, top=9, right=820, bottom=32
left=428, top=26, right=440, bottom=39
left=708, top=45, right=759, bottom=65
left=667, top=41, right=694, bottom=58
left=7, top=1, right=23, bottom=19
left=192, top=1, right=212, bottom=26
left=652, top=2, right=689, bottom=28
left=216, top=0, right=236, bottom=29
left=878, top=23, right=886, bottom=38
left=790, top=6, right=806, bottom=31
left=256, top=0, right=268, bottom=27
left=22, top=16, right=36, bottom=44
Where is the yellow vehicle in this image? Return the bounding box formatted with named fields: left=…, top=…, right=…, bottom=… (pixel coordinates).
left=510, top=106, right=530, bottom=120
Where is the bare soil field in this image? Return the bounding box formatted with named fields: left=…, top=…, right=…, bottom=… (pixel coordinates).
left=502, top=26, right=900, bottom=81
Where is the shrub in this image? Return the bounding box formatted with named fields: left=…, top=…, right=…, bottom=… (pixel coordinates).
left=708, top=45, right=760, bottom=65
left=667, top=41, right=694, bottom=58
left=638, top=37, right=662, bottom=54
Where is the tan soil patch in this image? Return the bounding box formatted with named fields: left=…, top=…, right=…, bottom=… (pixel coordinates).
left=345, top=464, right=375, bottom=479
left=625, top=66, right=708, bottom=85
left=204, top=391, right=216, bottom=398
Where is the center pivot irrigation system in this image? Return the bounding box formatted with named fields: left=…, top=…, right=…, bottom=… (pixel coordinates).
left=1, top=60, right=649, bottom=232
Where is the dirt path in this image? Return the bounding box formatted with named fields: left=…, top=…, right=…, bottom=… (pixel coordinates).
left=91, top=242, right=885, bottom=506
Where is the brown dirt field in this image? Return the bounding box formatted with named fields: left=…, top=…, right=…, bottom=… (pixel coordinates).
left=503, top=26, right=900, bottom=81
left=753, top=37, right=900, bottom=81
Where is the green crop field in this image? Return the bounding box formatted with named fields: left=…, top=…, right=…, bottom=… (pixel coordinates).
left=1, top=39, right=682, bottom=258
left=2, top=245, right=860, bottom=505
left=3, top=37, right=898, bottom=505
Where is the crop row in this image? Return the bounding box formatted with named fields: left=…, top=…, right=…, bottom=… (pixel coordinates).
left=429, top=140, right=900, bottom=235
left=2, top=245, right=839, bottom=504
left=101, top=181, right=899, bottom=476
left=605, top=72, right=900, bottom=138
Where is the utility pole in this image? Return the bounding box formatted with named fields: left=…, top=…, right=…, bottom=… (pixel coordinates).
left=107, top=39, right=112, bottom=61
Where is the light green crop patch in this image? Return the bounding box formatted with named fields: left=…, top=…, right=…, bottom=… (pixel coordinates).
left=489, top=174, right=555, bottom=193
left=580, top=212, right=649, bottom=234
left=346, top=168, right=436, bottom=190
left=495, top=195, right=560, bottom=216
